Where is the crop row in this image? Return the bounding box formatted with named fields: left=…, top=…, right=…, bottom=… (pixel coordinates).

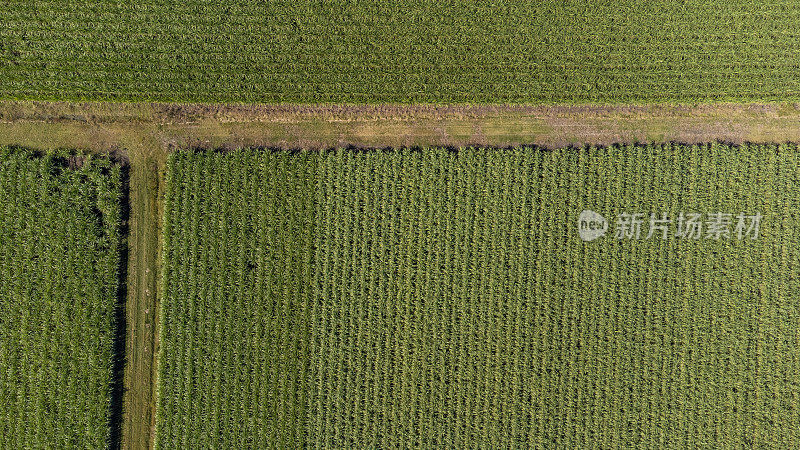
left=0, top=148, right=123, bottom=448
left=5, top=0, right=800, bottom=102
left=157, top=144, right=800, bottom=447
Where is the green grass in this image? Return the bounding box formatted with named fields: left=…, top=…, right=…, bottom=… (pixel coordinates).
left=5, top=1, right=800, bottom=103
left=0, top=148, right=123, bottom=448
left=157, top=144, right=800, bottom=447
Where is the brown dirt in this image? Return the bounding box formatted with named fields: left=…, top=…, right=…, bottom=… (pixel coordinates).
left=3, top=101, right=800, bottom=150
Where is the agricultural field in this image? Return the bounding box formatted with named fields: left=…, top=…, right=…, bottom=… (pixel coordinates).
left=156, top=150, right=316, bottom=448
left=6, top=0, right=800, bottom=447
left=0, top=148, right=124, bottom=447
left=157, top=144, right=800, bottom=447
left=4, top=1, right=800, bottom=103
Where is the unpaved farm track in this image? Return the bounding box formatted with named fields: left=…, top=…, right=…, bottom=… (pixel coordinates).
left=3, top=101, right=800, bottom=150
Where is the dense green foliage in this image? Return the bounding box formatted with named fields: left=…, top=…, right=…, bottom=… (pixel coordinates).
left=157, top=150, right=316, bottom=448
left=158, top=144, right=800, bottom=447
left=4, top=1, right=800, bottom=103
left=0, top=148, right=123, bottom=447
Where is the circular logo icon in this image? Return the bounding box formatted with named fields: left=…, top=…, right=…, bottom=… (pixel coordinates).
left=578, top=210, right=607, bottom=241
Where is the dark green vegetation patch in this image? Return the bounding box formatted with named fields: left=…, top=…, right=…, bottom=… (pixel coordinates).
left=4, top=1, right=800, bottom=103
left=157, top=150, right=316, bottom=447
left=157, top=144, right=800, bottom=447
left=0, top=148, right=124, bottom=448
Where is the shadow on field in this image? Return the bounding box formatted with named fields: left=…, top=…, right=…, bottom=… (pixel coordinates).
left=108, top=160, right=129, bottom=450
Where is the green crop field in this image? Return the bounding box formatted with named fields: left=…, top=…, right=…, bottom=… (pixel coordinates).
left=157, top=150, right=316, bottom=448
left=157, top=144, right=800, bottom=447
left=8, top=0, right=800, bottom=446
left=4, top=1, right=800, bottom=103
left=0, top=148, right=123, bottom=447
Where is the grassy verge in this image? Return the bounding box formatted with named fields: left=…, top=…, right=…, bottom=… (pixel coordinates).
left=4, top=102, right=800, bottom=150
left=121, top=136, right=165, bottom=450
